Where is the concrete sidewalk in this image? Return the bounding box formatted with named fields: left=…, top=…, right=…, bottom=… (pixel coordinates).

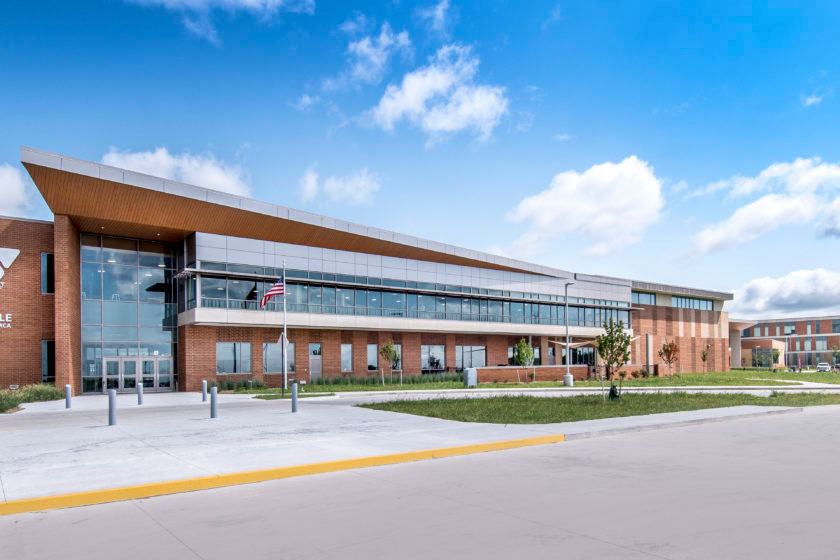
left=0, top=391, right=802, bottom=503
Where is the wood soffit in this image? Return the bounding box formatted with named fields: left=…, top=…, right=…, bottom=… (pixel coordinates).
left=24, top=163, right=535, bottom=275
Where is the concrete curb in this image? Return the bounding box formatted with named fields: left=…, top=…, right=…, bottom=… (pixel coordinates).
left=564, top=407, right=804, bottom=441
left=0, top=433, right=566, bottom=517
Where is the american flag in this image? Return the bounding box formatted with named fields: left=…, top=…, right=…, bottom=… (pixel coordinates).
left=260, top=277, right=285, bottom=308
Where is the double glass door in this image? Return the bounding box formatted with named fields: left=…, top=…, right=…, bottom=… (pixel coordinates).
left=103, top=357, right=173, bottom=392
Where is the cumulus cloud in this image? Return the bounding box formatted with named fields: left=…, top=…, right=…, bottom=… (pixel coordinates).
left=126, top=0, right=314, bottom=43
left=419, top=0, right=451, bottom=35
left=298, top=164, right=380, bottom=205
left=323, top=22, right=412, bottom=91
left=504, top=156, right=664, bottom=256
left=553, top=132, right=572, bottom=142
left=688, top=157, right=840, bottom=199
left=687, top=157, right=840, bottom=255
left=365, top=44, right=508, bottom=144
left=339, top=12, right=374, bottom=35
left=0, top=164, right=30, bottom=217
left=729, top=268, right=840, bottom=318
left=817, top=197, right=840, bottom=238
left=690, top=193, right=818, bottom=255
left=102, top=147, right=251, bottom=196
left=801, top=92, right=823, bottom=107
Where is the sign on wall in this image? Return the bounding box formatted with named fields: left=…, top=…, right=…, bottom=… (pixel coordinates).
left=0, top=247, right=20, bottom=290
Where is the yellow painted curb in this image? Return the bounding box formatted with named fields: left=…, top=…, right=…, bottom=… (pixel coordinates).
left=0, top=433, right=565, bottom=516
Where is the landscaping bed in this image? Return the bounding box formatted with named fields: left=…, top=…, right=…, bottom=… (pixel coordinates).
left=0, top=384, right=65, bottom=413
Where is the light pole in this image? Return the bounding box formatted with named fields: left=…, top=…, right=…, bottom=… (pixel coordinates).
left=564, top=280, right=576, bottom=387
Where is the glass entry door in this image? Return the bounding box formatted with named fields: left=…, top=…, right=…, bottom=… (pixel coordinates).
left=103, top=357, right=173, bottom=393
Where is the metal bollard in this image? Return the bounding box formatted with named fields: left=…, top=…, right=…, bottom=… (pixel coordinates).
left=291, top=381, right=298, bottom=413
left=108, top=389, right=117, bottom=426
left=202, top=380, right=207, bottom=402
left=65, top=384, right=71, bottom=409
left=210, top=386, right=218, bottom=419
left=137, top=381, right=144, bottom=405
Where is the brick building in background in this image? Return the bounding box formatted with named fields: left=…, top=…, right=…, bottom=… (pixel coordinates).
left=737, top=317, right=840, bottom=368
left=0, top=147, right=734, bottom=395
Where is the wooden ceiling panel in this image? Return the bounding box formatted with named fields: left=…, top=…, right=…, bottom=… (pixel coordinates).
left=24, top=163, right=537, bottom=275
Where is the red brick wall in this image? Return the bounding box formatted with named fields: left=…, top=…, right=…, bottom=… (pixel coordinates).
left=0, top=217, right=54, bottom=389
left=54, top=216, right=81, bottom=393
left=631, top=305, right=729, bottom=373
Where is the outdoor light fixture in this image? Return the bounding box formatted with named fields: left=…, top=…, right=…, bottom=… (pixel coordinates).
left=564, top=279, right=576, bottom=387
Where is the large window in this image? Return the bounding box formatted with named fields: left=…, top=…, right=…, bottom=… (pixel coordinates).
left=455, top=346, right=486, bottom=370
left=41, top=253, right=54, bottom=294
left=263, top=342, right=295, bottom=373
left=631, top=292, right=655, bottom=305
left=672, top=296, right=712, bottom=311
left=41, top=340, right=55, bottom=383
left=421, top=345, right=445, bottom=372
left=216, top=342, right=251, bottom=374
left=341, top=344, right=353, bottom=372
left=81, top=235, right=176, bottom=393
left=367, top=344, right=378, bottom=371
left=392, top=344, right=402, bottom=371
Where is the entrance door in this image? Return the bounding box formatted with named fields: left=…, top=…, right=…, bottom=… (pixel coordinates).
left=308, top=343, right=322, bottom=382
left=103, top=357, right=174, bottom=393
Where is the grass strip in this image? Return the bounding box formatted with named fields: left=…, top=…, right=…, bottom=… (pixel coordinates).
left=360, top=392, right=840, bottom=424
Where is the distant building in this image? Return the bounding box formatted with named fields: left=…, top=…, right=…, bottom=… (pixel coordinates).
left=737, top=316, right=840, bottom=368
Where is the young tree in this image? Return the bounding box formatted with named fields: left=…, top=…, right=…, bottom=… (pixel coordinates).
left=659, top=340, right=680, bottom=379
left=771, top=348, right=781, bottom=369
left=596, top=319, right=632, bottom=400
left=379, top=341, right=399, bottom=385
left=700, top=348, right=709, bottom=372
left=513, top=338, right=534, bottom=383
left=595, top=319, right=631, bottom=381
left=832, top=345, right=840, bottom=368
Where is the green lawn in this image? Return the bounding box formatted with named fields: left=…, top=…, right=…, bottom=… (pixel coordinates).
left=360, top=392, right=840, bottom=424
left=232, top=369, right=840, bottom=396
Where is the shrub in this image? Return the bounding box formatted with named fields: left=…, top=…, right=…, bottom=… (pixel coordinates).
left=0, top=384, right=64, bottom=413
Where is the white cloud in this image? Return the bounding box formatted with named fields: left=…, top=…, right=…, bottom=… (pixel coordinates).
left=802, top=92, right=823, bottom=107
left=102, top=147, right=250, bottom=196
left=419, top=0, right=451, bottom=34
left=0, top=164, right=30, bottom=217
left=671, top=180, right=688, bottom=193
left=298, top=164, right=380, bottom=205
left=365, top=44, right=508, bottom=144
left=339, top=12, right=373, bottom=35
left=553, top=132, right=572, bottom=142
left=126, top=0, right=314, bottom=43
left=689, top=193, right=818, bottom=256
left=505, top=156, right=664, bottom=256
left=291, top=93, right=319, bottom=110
left=541, top=3, right=563, bottom=30
left=324, top=22, right=411, bottom=90
left=729, top=268, right=840, bottom=318
left=817, top=197, right=840, bottom=238
left=690, top=157, right=840, bottom=199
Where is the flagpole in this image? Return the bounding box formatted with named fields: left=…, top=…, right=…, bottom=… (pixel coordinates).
left=282, top=260, right=288, bottom=390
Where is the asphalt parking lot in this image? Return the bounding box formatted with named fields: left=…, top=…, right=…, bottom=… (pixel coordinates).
left=4, top=404, right=840, bottom=559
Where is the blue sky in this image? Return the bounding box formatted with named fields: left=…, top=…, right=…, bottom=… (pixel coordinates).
left=2, top=0, right=840, bottom=318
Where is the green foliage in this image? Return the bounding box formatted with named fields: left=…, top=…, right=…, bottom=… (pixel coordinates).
left=362, top=392, right=840, bottom=424
left=0, top=384, right=64, bottom=413
left=596, top=319, right=631, bottom=380
left=772, top=348, right=781, bottom=364
left=512, top=338, right=534, bottom=368
left=659, top=340, right=680, bottom=375
left=210, top=378, right=266, bottom=391
left=309, top=372, right=463, bottom=387
left=379, top=341, right=399, bottom=370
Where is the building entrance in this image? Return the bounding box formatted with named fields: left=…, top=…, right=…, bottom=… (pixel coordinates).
left=102, top=357, right=173, bottom=392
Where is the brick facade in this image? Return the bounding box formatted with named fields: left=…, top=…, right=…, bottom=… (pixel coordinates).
left=630, top=305, right=730, bottom=373
left=53, top=215, right=82, bottom=394
left=0, top=217, right=54, bottom=389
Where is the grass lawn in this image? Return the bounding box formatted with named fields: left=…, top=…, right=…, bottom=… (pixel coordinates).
left=360, top=392, right=840, bottom=424
left=233, top=369, right=840, bottom=395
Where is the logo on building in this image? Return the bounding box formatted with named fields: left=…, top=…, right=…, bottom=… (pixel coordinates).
left=0, top=247, right=21, bottom=289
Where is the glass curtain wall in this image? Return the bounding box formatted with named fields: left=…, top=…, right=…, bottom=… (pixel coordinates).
left=81, top=235, right=177, bottom=393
